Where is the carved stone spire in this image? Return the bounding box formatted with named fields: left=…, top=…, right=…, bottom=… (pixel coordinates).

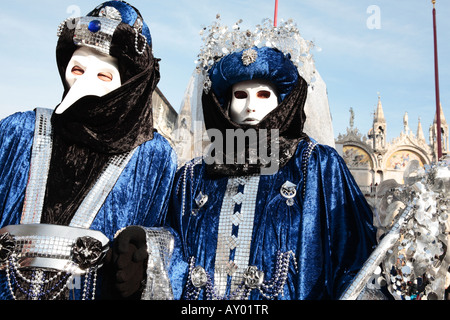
left=372, top=95, right=387, bottom=150
left=417, top=117, right=425, bottom=142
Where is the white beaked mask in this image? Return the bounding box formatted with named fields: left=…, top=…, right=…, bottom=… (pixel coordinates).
left=229, top=80, right=279, bottom=125
left=56, top=46, right=121, bottom=114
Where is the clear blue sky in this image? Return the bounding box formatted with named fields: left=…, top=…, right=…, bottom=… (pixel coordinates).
left=0, top=0, right=448, bottom=143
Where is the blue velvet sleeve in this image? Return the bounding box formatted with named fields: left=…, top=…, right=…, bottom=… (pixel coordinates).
left=164, top=161, right=201, bottom=300
left=301, top=144, right=376, bottom=299
left=166, top=226, right=189, bottom=300
left=0, top=111, right=35, bottom=227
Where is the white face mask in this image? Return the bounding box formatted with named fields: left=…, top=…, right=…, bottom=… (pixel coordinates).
left=55, top=46, right=121, bottom=114
left=229, top=80, right=279, bottom=125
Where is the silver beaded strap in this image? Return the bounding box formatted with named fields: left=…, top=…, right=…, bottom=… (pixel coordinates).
left=301, top=140, right=318, bottom=197
left=178, top=157, right=203, bottom=217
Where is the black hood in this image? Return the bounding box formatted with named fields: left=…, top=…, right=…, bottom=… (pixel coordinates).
left=52, top=20, right=160, bottom=154
left=40, top=2, right=160, bottom=225
left=202, top=75, right=310, bottom=177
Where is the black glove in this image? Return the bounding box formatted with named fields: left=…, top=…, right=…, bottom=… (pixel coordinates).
left=103, top=226, right=148, bottom=299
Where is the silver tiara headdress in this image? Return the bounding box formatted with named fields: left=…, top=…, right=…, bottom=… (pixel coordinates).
left=195, top=15, right=317, bottom=92
left=57, top=4, right=147, bottom=56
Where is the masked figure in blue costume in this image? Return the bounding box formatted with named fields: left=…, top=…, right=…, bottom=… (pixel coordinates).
left=164, top=18, right=377, bottom=300
left=0, top=1, right=177, bottom=300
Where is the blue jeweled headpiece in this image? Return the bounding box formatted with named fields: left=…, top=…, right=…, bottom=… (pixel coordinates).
left=57, top=1, right=151, bottom=56
left=196, top=16, right=316, bottom=104
left=208, top=46, right=299, bottom=104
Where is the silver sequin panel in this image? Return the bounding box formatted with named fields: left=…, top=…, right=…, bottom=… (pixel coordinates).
left=214, top=175, right=260, bottom=297
left=21, top=108, right=53, bottom=225
left=141, top=227, right=175, bottom=300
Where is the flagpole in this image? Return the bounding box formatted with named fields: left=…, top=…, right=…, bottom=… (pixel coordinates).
left=432, top=0, right=442, bottom=160
left=274, top=0, right=279, bottom=27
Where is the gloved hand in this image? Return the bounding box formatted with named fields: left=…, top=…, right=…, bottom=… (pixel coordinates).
left=104, top=226, right=148, bottom=299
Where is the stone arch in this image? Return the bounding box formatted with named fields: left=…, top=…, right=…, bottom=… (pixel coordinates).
left=384, top=147, right=428, bottom=184
left=342, top=144, right=374, bottom=169
left=342, top=145, right=374, bottom=192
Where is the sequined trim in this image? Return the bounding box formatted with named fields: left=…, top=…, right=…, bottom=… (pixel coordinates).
left=13, top=235, right=73, bottom=260
left=214, top=175, right=260, bottom=297
left=21, top=108, right=53, bottom=225
left=0, top=224, right=109, bottom=300
left=139, top=227, right=175, bottom=300
left=69, top=150, right=136, bottom=229
left=0, top=224, right=109, bottom=275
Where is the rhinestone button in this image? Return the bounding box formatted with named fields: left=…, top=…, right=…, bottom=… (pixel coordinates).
left=191, top=266, right=208, bottom=288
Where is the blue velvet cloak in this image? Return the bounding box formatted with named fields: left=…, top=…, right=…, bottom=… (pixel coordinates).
left=167, top=139, right=377, bottom=300
left=0, top=109, right=178, bottom=300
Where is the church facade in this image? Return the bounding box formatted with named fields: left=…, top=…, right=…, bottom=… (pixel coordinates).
left=152, top=85, right=197, bottom=167
left=335, top=96, right=448, bottom=206
left=152, top=87, right=179, bottom=148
